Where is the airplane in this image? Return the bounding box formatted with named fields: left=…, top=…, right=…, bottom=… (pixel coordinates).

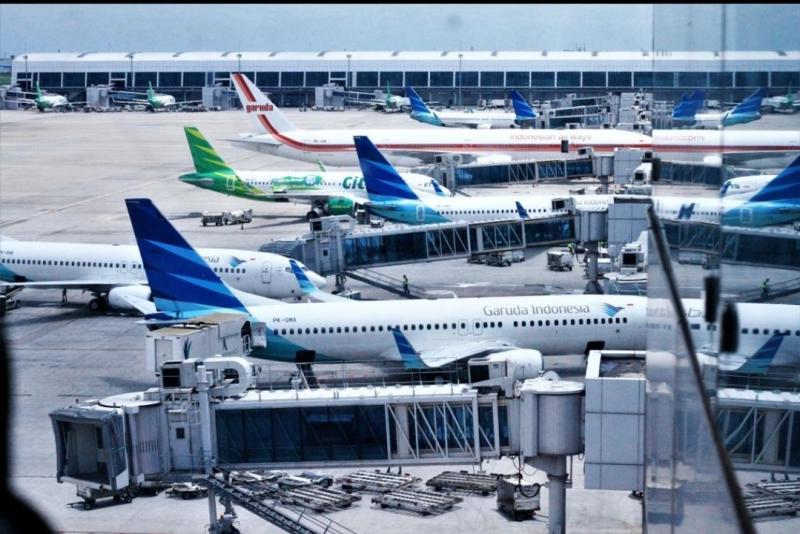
left=761, top=85, right=799, bottom=114
left=671, top=88, right=767, bottom=129
left=720, top=172, right=776, bottom=198
left=124, top=198, right=799, bottom=371
left=229, top=72, right=652, bottom=167
left=372, top=82, right=410, bottom=112
left=15, top=82, right=75, bottom=112
left=0, top=236, right=326, bottom=313
left=110, top=82, right=202, bottom=112
left=178, top=126, right=450, bottom=220
left=407, top=87, right=537, bottom=129
left=354, top=135, right=800, bottom=229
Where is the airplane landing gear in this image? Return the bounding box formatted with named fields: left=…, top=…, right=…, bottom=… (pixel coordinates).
left=88, top=298, right=107, bottom=313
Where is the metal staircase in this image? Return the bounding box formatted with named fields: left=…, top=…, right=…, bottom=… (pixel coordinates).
left=733, top=276, right=800, bottom=303
left=205, top=472, right=357, bottom=534
left=345, top=268, right=431, bottom=299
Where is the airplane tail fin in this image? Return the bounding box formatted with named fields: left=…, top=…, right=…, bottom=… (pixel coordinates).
left=732, top=87, right=767, bottom=115
left=125, top=198, right=249, bottom=318
left=184, top=127, right=236, bottom=176
left=354, top=136, right=420, bottom=202
left=736, top=333, right=784, bottom=374
left=406, top=86, right=432, bottom=115
left=147, top=81, right=155, bottom=98
left=431, top=178, right=448, bottom=197
left=748, top=155, right=800, bottom=203
left=35, top=82, right=42, bottom=98
left=515, top=201, right=530, bottom=219
left=511, top=90, right=537, bottom=120
left=231, top=72, right=297, bottom=135
left=672, top=90, right=704, bottom=119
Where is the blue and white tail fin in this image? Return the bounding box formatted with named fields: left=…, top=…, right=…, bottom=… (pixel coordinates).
left=511, top=90, right=537, bottom=121
left=125, top=198, right=249, bottom=318
left=748, top=155, right=800, bottom=203
left=732, top=87, right=766, bottom=115
left=391, top=328, right=427, bottom=369
left=289, top=259, right=352, bottom=303
left=354, top=136, right=420, bottom=202
left=407, top=86, right=432, bottom=115
left=672, top=90, right=704, bottom=120
left=736, top=333, right=784, bottom=374
left=230, top=73, right=297, bottom=135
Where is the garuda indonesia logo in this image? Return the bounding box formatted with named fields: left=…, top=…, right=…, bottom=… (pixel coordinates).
left=602, top=303, right=624, bottom=317
left=229, top=256, right=246, bottom=268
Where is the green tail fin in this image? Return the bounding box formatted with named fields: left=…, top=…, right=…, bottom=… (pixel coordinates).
left=36, top=82, right=42, bottom=98
left=184, top=127, right=235, bottom=175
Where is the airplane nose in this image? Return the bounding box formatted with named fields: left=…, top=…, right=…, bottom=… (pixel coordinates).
left=309, top=272, right=327, bottom=289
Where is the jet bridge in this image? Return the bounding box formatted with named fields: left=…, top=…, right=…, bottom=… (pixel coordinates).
left=262, top=215, right=575, bottom=277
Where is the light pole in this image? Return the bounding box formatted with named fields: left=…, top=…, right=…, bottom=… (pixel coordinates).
left=457, top=53, right=463, bottom=107
left=129, top=54, right=134, bottom=88
left=346, top=54, right=351, bottom=92
left=24, top=54, right=28, bottom=89
left=237, top=53, right=242, bottom=74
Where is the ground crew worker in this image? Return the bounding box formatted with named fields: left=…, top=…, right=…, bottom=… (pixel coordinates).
left=402, top=274, right=410, bottom=296
left=761, top=278, right=770, bottom=300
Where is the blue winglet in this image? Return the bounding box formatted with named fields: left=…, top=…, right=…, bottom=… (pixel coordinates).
left=391, top=328, right=427, bottom=369
left=431, top=178, right=447, bottom=197
left=748, top=155, right=800, bottom=204
left=736, top=334, right=784, bottom=374
left=289, top=259, right=317, bottom=294
left=511, top=90, right=537, bottom=120
left=406, top=86, right=431, bottom=115
left=354, top=136, right=420, bottom=202
left=125, top=198, right=248, bottom=317
left=515, top=201, right=530, bottom=219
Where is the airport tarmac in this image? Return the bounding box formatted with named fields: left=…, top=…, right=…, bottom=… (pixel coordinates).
left=1, top=107, right=798, bottom=533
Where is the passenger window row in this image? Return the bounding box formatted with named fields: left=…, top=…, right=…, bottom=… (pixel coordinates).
left=513, top=317, right=626, bottom=327
left=5, top=257, right=246, bottom=274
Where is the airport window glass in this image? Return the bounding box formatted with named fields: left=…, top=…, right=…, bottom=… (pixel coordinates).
left=379, top=71, right=403, bottom=87
left=634, top=72, right=655, bottom=87
left=158, top=72, right=181, bottom=87
left=480, top=72, right=503, bottom=87
left=62, top=72, right=86, bottom=87
left=39, top=72, right=62, bottom=87
left=86, top=72, right=108, bottom=86
left=506, top=71, right=529, bottom=87
left=280, top=72, right=304, bottom=87
left=457, top=71, right=478, bottom=87
left=709, top=71, right=733, bottom=88
left=134, top=72, right=157, bottom=87
left=531, top=72, right=555, bottom=87
left=557, top=72, right=580, bottom=87
left=356, top=71, right=378, bottom=87
left=255, top=72, right=278, bottom=87
left=430, top=71, right=454, bottom=87
left=305, top=71, right=329, bottom=86
left=654, top=72, right=675, bottom=87
left=677, top=72, right=708, bottom=87
left=405, top=72, right=428, bottom=87
left=582, top=72, right=606, bottom=87
left=182, top=72, right=205, bottom=87
left=771, top=71, right=800, bottom=87
left=607, top=71, right=632, bottom=87
left=735, top=71, right=768, bottom=87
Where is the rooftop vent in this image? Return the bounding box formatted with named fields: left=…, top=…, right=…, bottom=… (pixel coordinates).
left=713, top=51, right=720, bottom=57
left=77, top=51, right=94, bottom=58
left=491, top=51, right=499, bottom=56
left=591, top=51, right=598, bottom=57
left=392, top=51, right=401, bottom=56
left=542, top=50, right=548, bottom=56
left=317, top=51, right=326, bottom=57
left=172, top=52, right=184, bottom=58
left=777, top=50, right=787, bottom=56
left=269, top=51, right=281, bottom=57
left=441, top=51, right=449, bottom=57
left=642, top=50, right=650, bottom=57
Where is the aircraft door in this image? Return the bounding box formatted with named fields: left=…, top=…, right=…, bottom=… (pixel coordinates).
left=473, top=319, right=483, bottom=336
left=262, top=263, right=272, bottom=284
left=458, top=320, right=470, bottom=336
left=416, top=205, right=425, bottom=223
left=226, top=176, right=236, bottom=192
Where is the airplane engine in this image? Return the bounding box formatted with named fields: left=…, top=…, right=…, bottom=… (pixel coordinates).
left=108, top=285, right=152, bottom=311
left=324, top=196, right=355, bottom=216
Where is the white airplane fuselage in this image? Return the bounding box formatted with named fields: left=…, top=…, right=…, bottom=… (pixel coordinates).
left=0, top=241, right=325, bottom=308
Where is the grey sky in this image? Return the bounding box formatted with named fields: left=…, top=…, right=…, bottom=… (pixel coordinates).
left=0, top=4, right=798, bottom=57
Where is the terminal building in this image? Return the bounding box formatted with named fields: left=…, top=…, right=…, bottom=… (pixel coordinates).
left=10, top=50, right=800, bottom=106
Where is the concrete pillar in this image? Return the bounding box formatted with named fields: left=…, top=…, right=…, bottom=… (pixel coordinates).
left=547, top=455, right=568, bottom=534
left=197, top=365, right=217, bottom=531
left=394, top=405, right=411, bottom=459
left=760, top=411, right=782, bottom=466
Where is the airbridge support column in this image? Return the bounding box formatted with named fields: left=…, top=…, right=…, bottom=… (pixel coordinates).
left=520, top=377, right=584, bottom=534
left=576, top=208, right=607, bottom=295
